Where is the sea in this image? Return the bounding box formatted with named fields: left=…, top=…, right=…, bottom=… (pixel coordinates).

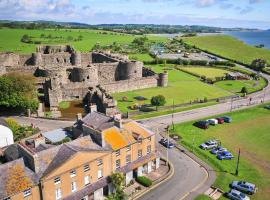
left=224, top=30, right=270, bottom=50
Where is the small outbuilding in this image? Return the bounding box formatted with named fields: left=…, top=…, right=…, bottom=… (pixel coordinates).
left=0, top=121, right=14, bottom=148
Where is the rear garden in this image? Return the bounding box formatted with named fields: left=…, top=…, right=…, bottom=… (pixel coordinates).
left=171, top=104, right=270, bottom=200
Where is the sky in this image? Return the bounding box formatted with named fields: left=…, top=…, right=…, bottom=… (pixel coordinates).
left=0, top=0, right=269, bottom=29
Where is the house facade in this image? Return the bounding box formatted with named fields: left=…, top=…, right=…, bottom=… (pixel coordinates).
left=0, top=111, right=160, bottom=200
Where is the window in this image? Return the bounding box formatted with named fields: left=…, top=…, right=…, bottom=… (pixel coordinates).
left=71, top=181, right=77, bottom=192
left=70, top=169, right=76, bottom=177
left=147, top=145, right=151, bottom=154
left=84, top=175, right=90, bottom=185
left=115, top=149, right=120, bottom=156
left=84, top=164, right=90, bottom=172
left=98, top=169, right=103, bottom=179
left=54, top=177, right=61, bottom=185
left=126, top=155, right=131, bottom=164
left=116, top=159, right=121, bottom=169
left=126, top=145, right=131, bottom=152
left=97, top=159, right=103, bottom=166
left=138, top=139, right=142, bottom=144
left=81, top=197, right=88, bottom=200
left=138, top=149, right=142, bottom=158
left=23, top=189, right=32, bottom=197
left=3, top=197, right=11, bottom=200
left=55, top=188, right=62, bottom=200
left=148, top=137, right=152, bottom=142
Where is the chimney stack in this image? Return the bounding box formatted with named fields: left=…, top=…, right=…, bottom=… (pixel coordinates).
left=76, top=113, right=82, bottom=121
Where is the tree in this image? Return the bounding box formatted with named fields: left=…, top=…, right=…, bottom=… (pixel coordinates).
left=151, top=95, right=166, bottom=110
left=107, top=173, right=127, bottom=200
left=132, top=36, right=148, bottom=46
left=241, top=86, right=248, bottom=94
left=251, top=59, right=268, bottom=71
left=0, top=73, right=39, bottom=111
left=21, top=34, right=31, bottom=43
left=5, top=164, right=33, bottom=196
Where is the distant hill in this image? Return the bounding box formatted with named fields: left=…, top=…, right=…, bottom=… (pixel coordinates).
left=0, top=20, right=259, bottom=34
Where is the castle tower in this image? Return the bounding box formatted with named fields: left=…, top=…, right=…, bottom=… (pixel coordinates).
left=71, top=52, right=82, bottom=66
left=118, top=61, right=143, bottom=80
left=32, top=53, right=43, bottom=66
left=158, top=72, right=168, bottom=87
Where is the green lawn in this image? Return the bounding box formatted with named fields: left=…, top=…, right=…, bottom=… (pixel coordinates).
left=129, top=53, right=154, bottom=62
left=214, top=78, right=267, bottom=94
left=113, top=65, right=232, bottom=113
left=184, top=35, right=270, bottom=65
left=179, top=67, right=229, bottom=78
left=0, top=28, right=166, bottom=53
left=172, top=104, right=270, bottom=200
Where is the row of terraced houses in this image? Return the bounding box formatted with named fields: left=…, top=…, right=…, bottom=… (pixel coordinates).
left=0, top=106, right=160, bottom=200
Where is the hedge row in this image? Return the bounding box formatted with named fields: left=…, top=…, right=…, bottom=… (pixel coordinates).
left=136, top=176, right=153, bottom=187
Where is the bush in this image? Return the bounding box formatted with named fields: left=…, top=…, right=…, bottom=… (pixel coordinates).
left=136, top=176, right=153, bottom=187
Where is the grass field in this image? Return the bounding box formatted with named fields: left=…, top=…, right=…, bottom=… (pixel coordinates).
left=214, top=78, right=267, bottom=94
left=0, top=28, right=167, bottom=53
left=172, top=104, right=270, bottom=200
left=184, top=35, right=270, bottom=65
left=112, top=65, right=232, bottom=113
left=129, top=53, right=154, bottom=62
left=179, top=67, right=229, bottom=78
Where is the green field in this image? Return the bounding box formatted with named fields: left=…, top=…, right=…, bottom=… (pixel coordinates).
left=214, top=78, right=267, bottom=94
left=0, top=28, right=166, bottom=53
left=184, top=35, right=270, bottom=65
left=129, top=53, right=154, bottom=62
left=112, top=65, right=232, bottom=113
left=173, top=105, right=270, bottom=200
left=179, top=67, right=229, bottom=78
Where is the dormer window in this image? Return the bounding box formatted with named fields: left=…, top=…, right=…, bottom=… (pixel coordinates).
left=116, top=149, right=120, bottom=156
left=70, top=169, right=76, bottom=177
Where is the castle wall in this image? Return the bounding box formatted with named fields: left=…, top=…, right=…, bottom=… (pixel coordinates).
left=18, top=54, right=33, bottom=66
left=92, top=52, right=119, bottom=63
left=118, top=61, right=143, bottom=80
left=5, top=65, right=38, bottom=74
left=0, top=53, right=20, bottom=66
left=41, top=53, right=72, bottom=66
left=102, top=77, right=158, bottom=94
left=81, top=53, right=92, bottom=65
left=97, top=63, right=119, bottom=83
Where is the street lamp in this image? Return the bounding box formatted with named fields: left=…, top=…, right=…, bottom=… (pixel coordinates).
left=235, top=148, right=241, bottom=176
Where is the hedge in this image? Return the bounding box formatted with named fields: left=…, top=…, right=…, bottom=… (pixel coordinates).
left=136, top=176, right=153, bottom=187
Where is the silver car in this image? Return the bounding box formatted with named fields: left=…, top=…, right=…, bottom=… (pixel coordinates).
left=231, top=181, right=257, bottom=194
left=227, top=189, right=250, bottom=200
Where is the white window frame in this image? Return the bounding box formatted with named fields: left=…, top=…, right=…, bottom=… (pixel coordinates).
left=116, top=159, right=121, bottom=169
left=84, top=164, right=90, bottom=172
left=147, top=145, right=151, bottom=154
left=148, top=137, right=151, bottom=142
left=84, top=175, right=90, bottom=185
left=97, top=159, right=103, bottom=166
left=71, top=181, right=77, bottom=192
left=138, top=149, right=142, bottom=158
left=98, top=168, right=103, bottom=179
left=115, top=149, right=120, bottom=156
left=54, top=176, right=61, bottom=185
left=55, top=188, right=62, bottom=200
left=70, top=169, right=76, bottom=178
left=126, top=154, right=131, bottom=164
left=23, top=189, right=32, bottom=197
left=126, top=145, right=131, bottom=152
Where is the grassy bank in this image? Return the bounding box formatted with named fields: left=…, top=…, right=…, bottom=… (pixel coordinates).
left=184, top=35, right=270, bottom=65
left=172, top=104, right=270, bottom=200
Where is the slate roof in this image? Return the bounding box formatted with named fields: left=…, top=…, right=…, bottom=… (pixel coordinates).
left=0, top=158, right=39, bottom=199
left=82, top=112, right=114, bottom=131
left=4, top=144, right=20, bottom=161
left=0, top=118, right=8, bottom=127
left=42, top=129, right=72, bottom=143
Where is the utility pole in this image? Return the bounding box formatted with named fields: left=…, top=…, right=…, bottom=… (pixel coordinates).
left=235, top=148, right=241, bottom=176
left=166, top=126, right=169, bottom=166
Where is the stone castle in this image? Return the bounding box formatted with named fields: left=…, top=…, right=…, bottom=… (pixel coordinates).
left=0, top=45, right=168, bottom=116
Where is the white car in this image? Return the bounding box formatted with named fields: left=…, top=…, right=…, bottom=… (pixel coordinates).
left=200, top=140, right=218, bottom=150
left=207, top=119, right=218, bottom=125
left=227, top=189, right=250, bottom=200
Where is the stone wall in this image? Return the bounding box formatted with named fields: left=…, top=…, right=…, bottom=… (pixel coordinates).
left=103, top=77, right=158, bottom=93
left=92, top=52, right=119, bottom=63
left=97, top=63, right=119, bottom=83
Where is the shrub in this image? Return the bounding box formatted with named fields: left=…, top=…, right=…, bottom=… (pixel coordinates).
left=151, top=95, right=166, bottom=110
left=136, top=176, right=153, bottom=187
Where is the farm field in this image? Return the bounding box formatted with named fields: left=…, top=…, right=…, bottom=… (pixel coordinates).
left=179, top=67, right=229, bottom=78
left=0, top=28, right=167, bottom=53
left=173, top=104, right=270, bottom=200
left=112, top=65, right=232, bottom=113
left=214, top=78, right=267, bottom=94
left=184, top=35, right=270, bottom=65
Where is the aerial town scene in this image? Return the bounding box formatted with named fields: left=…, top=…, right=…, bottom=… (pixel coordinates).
left=0, top=1, right=270, bottom=200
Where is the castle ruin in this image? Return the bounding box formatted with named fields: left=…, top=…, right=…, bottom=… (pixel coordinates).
left=0, top=45, right=168, bottom=116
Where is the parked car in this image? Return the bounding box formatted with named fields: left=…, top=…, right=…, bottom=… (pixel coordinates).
left=264, top=105, right=270, bottom=110
left=222, top=116, right=232, bottom=123
left=226, top=189, right=250, bottom=200
left=207, top=119, right=218, bottom=125
left=159, top=138, right=174, bottom=149
left=216, top=117, right=225, bottom=124
left=194, top=121, right=209, bottom=129
left=231, top=181, right=257, bottom=195
left=210, top=146, right=227, bottom=155
left=200, top=140, right=218, bottom=150
left=217, top=151, right=234, bottom=160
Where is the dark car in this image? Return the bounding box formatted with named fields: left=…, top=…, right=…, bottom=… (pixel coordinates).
left=217, top=151, right=234, bottom=160
left=216, top=117, right=225, bottom=124
left=159, top=138, right=174, bottom=149
left=222, top=116, right=232, bottom=123
left=194, top=121, right=209, bottom=129
left=264, top=105, right=270, bottom=110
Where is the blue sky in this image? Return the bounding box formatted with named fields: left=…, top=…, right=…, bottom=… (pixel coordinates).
left=0, top=0, right=269, bottom=29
